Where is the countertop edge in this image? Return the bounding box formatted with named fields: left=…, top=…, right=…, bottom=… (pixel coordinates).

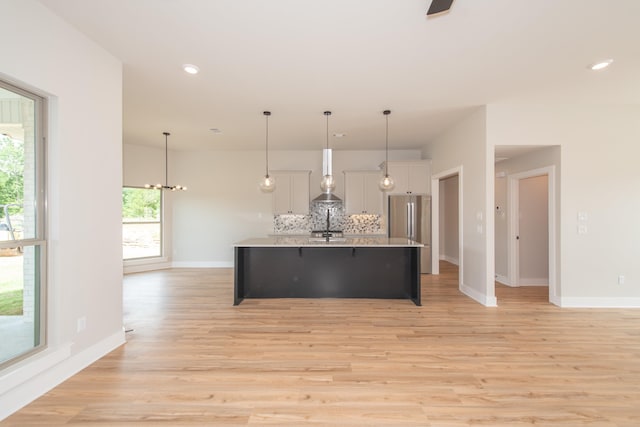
left=234, top=237, right=424, bottom=248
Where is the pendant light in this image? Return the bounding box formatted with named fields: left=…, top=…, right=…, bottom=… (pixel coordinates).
left=259, top=111, right=276, bottom=193
left=379, top=110, right=395, bottom=191
left=145, top=132, right=187, bottom=191
left=319, top=111, right=336, bottom=192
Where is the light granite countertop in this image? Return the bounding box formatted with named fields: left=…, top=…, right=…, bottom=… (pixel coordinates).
left=234, top=236, right=423, bottom=248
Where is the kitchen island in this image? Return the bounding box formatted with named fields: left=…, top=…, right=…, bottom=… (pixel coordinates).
left=233, top=236, right=423, bottom=305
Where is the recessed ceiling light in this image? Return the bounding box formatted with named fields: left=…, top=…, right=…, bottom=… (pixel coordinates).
left=589, top=59, right=613, bottom=71
left=183, top=64, right=200, bottom=74
left=209, top=128, right=222, bottom=134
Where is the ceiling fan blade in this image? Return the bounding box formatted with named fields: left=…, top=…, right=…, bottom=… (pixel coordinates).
left=427, top=0, right=455, bottom=16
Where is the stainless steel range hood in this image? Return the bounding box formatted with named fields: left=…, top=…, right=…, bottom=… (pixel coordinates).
left=312, top=149, right=342, bottom=203
left=313, top=191, right=342, bottom=203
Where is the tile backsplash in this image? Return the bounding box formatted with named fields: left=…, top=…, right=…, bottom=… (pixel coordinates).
left=274, top=201, right=384, bottom=235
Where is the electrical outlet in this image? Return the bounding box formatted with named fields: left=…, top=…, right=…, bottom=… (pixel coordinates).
left=618, top=275, right=625, bottom=285
left=77, top=316, right=87, bottom=332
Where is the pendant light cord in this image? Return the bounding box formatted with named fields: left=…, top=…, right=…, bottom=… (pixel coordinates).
left=326, top=113, right=329, bottom=150
left=265, top=114, right=269, bottom=176
left=384, top=110, right=390, bottom=176
left=385, top=114, right=388, bottom=175
left=263, top=111, right=271, bottom=177
left=164, top=132, right=169, bottom=186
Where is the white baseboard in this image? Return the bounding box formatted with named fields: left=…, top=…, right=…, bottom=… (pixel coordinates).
left=171, top=261, right=233, bottom=268
left=0, top=330, right=125, bottom=421
left=440, top=255, right=459, bottom=266
left=460, top=283, right=497, bottom=307
left=124, top=261, right=171, bottom=274
left=519, top=278, right=549, bottom=286
left=124, top=261, right=234, bottom=273
left=558, top=297, right=640, bottom=308
left=495, top=274, right=511, bottom=286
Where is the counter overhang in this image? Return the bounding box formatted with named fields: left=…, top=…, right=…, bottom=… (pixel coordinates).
left=234, top=236, right=424, bottom=248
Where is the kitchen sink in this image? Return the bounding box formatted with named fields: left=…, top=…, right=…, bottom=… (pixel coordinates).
left=308, top=237, right=347, bottom=243
left=310, top=230, right=344, bottom=238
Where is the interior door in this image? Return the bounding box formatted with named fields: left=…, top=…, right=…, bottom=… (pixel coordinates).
left=517, top=175, right=549, bottom=286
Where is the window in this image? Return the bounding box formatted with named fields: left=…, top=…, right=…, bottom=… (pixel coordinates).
left=122, top=187, right=162, bottom=260
left=0, top=80, right=46, bottom=367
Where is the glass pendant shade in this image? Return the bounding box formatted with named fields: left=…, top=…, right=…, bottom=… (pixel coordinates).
left=379, top=174, right=395, bottom=191
left=259, top=174, right=276, bottom=193
left=320, top=174, right=336, bottom=192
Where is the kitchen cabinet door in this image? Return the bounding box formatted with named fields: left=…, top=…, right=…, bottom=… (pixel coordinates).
left=386, top=163, right=409, bottom=195
left=407, top=162, right=430, bottom=194
left=383, top=161, right=431, bottom=195
left=290, top=172, right=310, bottom=214
left=344, top=171, right=383, bottom=215
left=272, top=171, right=310, bottom=214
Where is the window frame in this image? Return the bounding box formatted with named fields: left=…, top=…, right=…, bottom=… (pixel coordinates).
left=0, top=78, right=47, bottom=368
left=122, top=186, right=163, bottom=261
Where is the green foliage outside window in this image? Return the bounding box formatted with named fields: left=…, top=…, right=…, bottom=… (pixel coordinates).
left=122, top=187, right=161, bottom=222
left=0, top=133, right=24, bottom=220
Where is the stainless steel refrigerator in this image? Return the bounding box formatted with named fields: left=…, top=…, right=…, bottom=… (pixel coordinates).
left=388, top=195, right=431, bottom=273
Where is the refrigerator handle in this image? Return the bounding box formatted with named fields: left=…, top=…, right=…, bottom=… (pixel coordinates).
left=410, top=202, right=416, bottom=240
left=406, top=203, right=411, bottom=238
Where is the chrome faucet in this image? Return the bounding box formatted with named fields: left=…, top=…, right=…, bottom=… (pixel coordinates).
left=325, top=209, right=330, bottom=241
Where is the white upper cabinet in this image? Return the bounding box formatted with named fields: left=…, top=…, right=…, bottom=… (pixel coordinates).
left=344, top=171, right=383, bottom=215
left=383, top=160, right=431, bottom=195
left=271, top=171, right=311, bottom=214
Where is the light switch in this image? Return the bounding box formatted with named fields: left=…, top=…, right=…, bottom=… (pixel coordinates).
left=578, top=211, right=588, bottom=221
left=578, top=225, right=587, bottom=234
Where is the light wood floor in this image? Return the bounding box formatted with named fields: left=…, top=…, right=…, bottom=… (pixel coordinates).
left=3, top=262, right=640, bottom=426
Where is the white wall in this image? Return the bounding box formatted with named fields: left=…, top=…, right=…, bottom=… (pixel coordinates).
left=123, top=145, right=421, bottom=266
left=424, top=107, right=495, bottom=306
left=426, top=103, right=640, bottom=307
left=0, top=0, right=124, bottom=419
left=487, top=104, right=640, bottom=306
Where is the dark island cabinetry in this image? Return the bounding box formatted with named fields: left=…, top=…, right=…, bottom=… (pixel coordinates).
left=234, top=237, right=422, bottom=306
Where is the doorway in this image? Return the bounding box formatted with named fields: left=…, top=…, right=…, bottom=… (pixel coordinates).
left=439, top=175, right=459, bottom=266
left=516, top=174, right=548, bottom=286
left=430, top=166, right=463, bottom=290
left=506, top=166, right=557, bottom=303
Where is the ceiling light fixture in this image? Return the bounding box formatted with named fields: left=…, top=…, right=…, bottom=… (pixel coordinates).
left=182, top=64, right=200, bottom=74
left=145, top=132, right=187, bottom=191
left=320, top=111, right=336, bottom=192
left=590, top=59, right=613, bottom=70
left=259, top=111, right=276, bottom=193
left=379, top=110, right=395, bottom=191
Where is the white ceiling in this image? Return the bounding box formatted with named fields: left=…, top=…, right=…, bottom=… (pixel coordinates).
left=37, top=0, right=640, bottom=151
